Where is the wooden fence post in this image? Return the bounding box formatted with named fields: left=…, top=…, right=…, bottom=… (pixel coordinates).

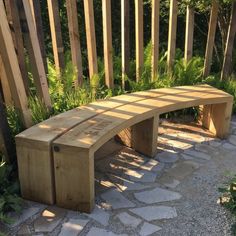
left=102, top=0, right=114, bottom=88
left=151, top=0, right=160, bottom=81
left=21, top=0, right=52, bottom=109
left=167, top=0, right=178, bottom=73
left=203, top=0, right=219, bottom=77
left=135, top=0, right=144, bottom=81
left=0, top=0, right=32, bottom=128
left=66, top=0, right=83, bottom=86
left=121, top=0, right=130, bottom=88
left=47, top=0, right=65, bottom=72
left=184, top=5, right=194, bottom=63
left=84, top=0, right=98, bottom=79
left=221, top=2, right=236, bottom=80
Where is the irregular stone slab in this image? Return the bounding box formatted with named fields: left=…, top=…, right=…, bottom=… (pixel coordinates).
left=140, top=159, right=165, bottom=172
left=17, top=225, right=31, bottom=235
left=155, top=151, right=179, bottom=163
left=209, top=140, right=221, bottom=147
left=87, top=227, right=128, bottom=236
left=229, top=135, right=236, bottom=146
left=122, top=180, right=150, bottom=191
left=58, top=219, right=89, bottom=236
left=166, top=161, right=199, bottom=180
left=222, top=143, right=236, bottom=150
left=177, top=132, right=205, bottom=143
left=86, top=205, right=110, bottom=226
left=134, top=187, right=181, bottom=204
left=101, top=189, right=135, bottom=209
left=34, top=206, right=66, bottom=232
left=10, top=207, right=40, bottom=227
left=125, top=169, right=157, bottom=183
left=195, top=144, right=218, bottom=154
left=166, top=139, right=193, bottom=150
left=159, top=175, right=180, bottom=189
left=139, top=222, right=162, bottom=236
left=181, top=154, right=194, bottom=160
left=130, top=206, right=177, bottom=221
left=184, top=149, right=211, bottom=161
left=116, top=212, right=142, bottom=228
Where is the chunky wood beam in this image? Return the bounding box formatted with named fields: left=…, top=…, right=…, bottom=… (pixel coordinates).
left=203, top=0, right=219, bottom=77
left=167, top=0, right=178, bottom=72
left=184, top=5, right=194, bottom=63
left=66, top=0, right=83, bottom=86
left=151, top=0, right=160, bottom=81
left=0, top=0, right=32, bottom=127
left=102, top=0, right=114, bottom=89
left=47, top=0, right=65, bottom=72
left=121, top=0, right=130, bottom=88
left=84, top=0, right=98, bottom=79
left=221, top=2, right=236, bottom=80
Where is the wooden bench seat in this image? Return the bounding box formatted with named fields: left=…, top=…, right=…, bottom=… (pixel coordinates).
left=16, top=85, right=233, bottom=212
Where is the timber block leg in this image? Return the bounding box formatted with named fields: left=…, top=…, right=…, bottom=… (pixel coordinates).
left=117, top=114, right=159, bottom=157
left=199, top=102, right=233, bottom=139
left=53, top=147, right=95, bottom=213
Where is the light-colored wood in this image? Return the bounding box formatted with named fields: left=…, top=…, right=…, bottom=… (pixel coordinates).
left=84, top=0, right=98, bottom=79
left=203, top=0, right=219, bottom=77
left=102, top=0, right=114, bottom=88
left=167, top=0, right=178, bottom=72
left=221, top=2, right=236, bottom=80
left=47, top=0, right=65, bottom=72
left=22, top=0, right=52, bottom=109
left=66, top=0, right=83, bottom=86
left=121, top=0, right=130, bottom=88
left=135, top=0, right=144, bottom=81
left=0, top=0, right=32, bottom=128
left=184, top=6, right=194, bottom=63
left=0, top=55, right=12, bottom=105
left=151, top=0, right=160, bottom=81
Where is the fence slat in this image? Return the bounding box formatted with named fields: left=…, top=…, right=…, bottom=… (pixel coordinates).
left=28, top=0, right=48, bottom=73
left=135, top=0, right=143, bottom=81
left=47, top=0, right=65, bottom=72
left=84, top=0, right=98, bottom=79
left=0, top=0, right=32, bottom=127
left=66, top=0, right=83, bottom=86
left=21, top=0, right=52, bottom=108
left=203, top=0, right=219, bottom=77
left=221, top=2, right=236, bottom=80
left=167, top=0, right=178, bottom=72
left=151, top=0, right=160, bottom=81
left=121, top=0, right=130, bottom=88
left=102, top=0, right=114, bottom=88
left=4, top=0, right=29, bottom=92
left=184, top=5, right=194, bottom=63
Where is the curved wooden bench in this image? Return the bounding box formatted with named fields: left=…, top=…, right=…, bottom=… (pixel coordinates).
left=16, top=85, right=233, bottom=212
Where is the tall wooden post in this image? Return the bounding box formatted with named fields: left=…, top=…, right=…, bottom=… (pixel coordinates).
left=184, top=5, right=194, bottom=63
left=102, top=0, right=114, bottom=88
left=0, top=0, right=32, bottom=127
left=84, top=0, right=98, bottom=79
left=121, top=0, right=130, bottom=88
left=66, top=0, right=83, bottom=86
left=47, top=0, right=65, bottom=72
left=135, top=0, right=144, bottom=81
left=221, top=2, right=236, bottom=80
left=151, top=0, right=160, bottom=81
left=203, top=0, right=219, bottom=77
left=167, top=0, right=178, bottom=73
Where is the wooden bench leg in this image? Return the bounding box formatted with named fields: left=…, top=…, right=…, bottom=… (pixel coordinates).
left=117, top=114, right=159, bottom=157
left=200, top=102, right=233, bottom=139
left=53, top=148, right=95, bottom=213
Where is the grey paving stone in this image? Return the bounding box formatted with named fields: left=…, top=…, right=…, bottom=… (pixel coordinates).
left=86, top=227, right=128, bottom=236
left=209, top=140, right=222, bottom=147
left=86, top=205, right=110, bottom=226
left=195, top=143, right=219, bottom=154
left=139, top=222, right=162, bottom=236
left=155, top=151, right=179, bottom=163
left=134, top=187, right=181, bottom=204
left=17, top=225, right=31, bottom=235
left=158, top=175, right=181, bottom=189
left=116, top=212, right=142, bottom=228
left=122, top=180, right=150, bottom=191
left=58, top=219, right=89, bottom=236
left=184, top=149, right=211, bottom=160
left=222, top=143, right=236, bottom=150
left=166, top=139, right=193, bottom=150
left=181, top=153, right=194, bottom=160
left=177, top=132, right=205, bottom=143
left=130, top=206, right=177, bottom=221
left=101, top=189, right=135, bottom=209
left=125, top=169, right=157, bottom=183
left=229, top=135, right=236, bottom=146
left=34, top=206, right=66, bottom=233
left=140, top=159, right=165, bottom=172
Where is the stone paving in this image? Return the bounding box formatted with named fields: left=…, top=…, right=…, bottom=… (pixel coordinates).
left=2, top=117, right=236, bottom=236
